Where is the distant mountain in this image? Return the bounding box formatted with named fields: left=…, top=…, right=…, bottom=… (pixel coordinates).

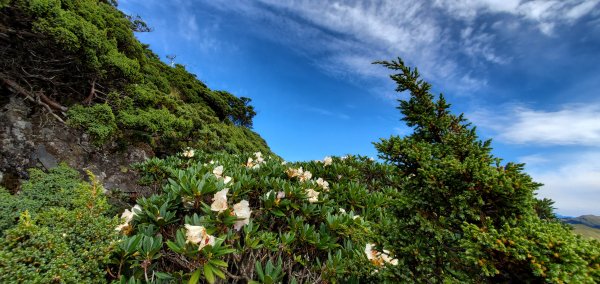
left=554, top=213, right=573, bottom=219
left=561, top=215, right=600, bottom=229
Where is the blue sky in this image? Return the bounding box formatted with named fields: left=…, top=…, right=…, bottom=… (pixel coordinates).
left=118, top=0, right=600, bottom=216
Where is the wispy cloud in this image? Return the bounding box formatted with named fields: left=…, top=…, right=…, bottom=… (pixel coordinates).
left=434, top=0, right=600, bottom=35
left=195, top=0, right=598, bottom=98
left=523, top=151, right=600, bottom=216
left=471, top=104, right=600, bottom=146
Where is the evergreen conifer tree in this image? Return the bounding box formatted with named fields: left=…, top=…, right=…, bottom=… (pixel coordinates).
left=374, top=58, right=599, bottom=283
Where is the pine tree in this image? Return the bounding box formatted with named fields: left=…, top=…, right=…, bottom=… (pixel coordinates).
left=373, top=58, right=599, bottom=283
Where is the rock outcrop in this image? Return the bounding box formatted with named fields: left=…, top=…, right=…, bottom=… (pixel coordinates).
left=0, top=94, right=152, bottom=194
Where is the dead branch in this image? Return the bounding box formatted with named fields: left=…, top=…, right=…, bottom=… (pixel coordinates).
left=83, top=78, right=96, bottom=105
left=0, top=75, right=67, bottom=123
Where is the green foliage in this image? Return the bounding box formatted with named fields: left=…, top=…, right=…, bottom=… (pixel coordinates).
left=119, top=107, right=193, bottom=146
left=111, top=151, right=387, bottom=283
left=462, top=216, right=600, bottom=283
left=372, top=58, right=600, bottom=283
left=4, top=0, right=271, bottom=155
left=0, top=166, right=119, bottom=282
left=68, top=104, right=118, bottom=144
left=0, top=165, right=83, bottom=233
left=0, top=0, right=11, bottom=9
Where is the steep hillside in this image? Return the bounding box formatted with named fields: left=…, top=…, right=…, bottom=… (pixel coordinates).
left=0, top=0, right=271, bottom=192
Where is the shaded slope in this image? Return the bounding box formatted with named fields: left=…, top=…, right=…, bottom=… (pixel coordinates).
left=0, top=0, right=270, bottom=156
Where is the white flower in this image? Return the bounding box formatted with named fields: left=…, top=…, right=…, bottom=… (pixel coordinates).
left=286, top=167, right=301, bottom=178
left=365, top=243, right=378, bottom=262
left=305, top=188, right=319, bottom=203
left=266, top=190, right=286, bottom=201
left=223, top=176, right=233, bottom=184
left=185, top=224, right=216, bottom=251
left=364, top=243, right=398, bottom=266
left=209, top=160, right=215, bottom=164
left=323, top=156, right=333, bottom=166
left=210, top=188, right=229, bottom=213
left=339, top=208, right=346, bottom=214
left=116, top=205, right=141, bottom=232
left=121, top=205, right=141, bottom=223
left=233, top=200, right=252, bottom=231
left=213, top=165, right=223, bottom=178
left=316, top=178, right=329, bottom=191
left=381, top=250, right=399, bottom=265
left=246, top=157, right=262, bottom=169
left=276, top=191, right=286, bottom=199
left=115, top=223, right=129, bottom=232
left=254, top=152, right=264, bottom=164
left=352, top=215, right=360, bottom=220
left=182, top=148, right=195, bottom=158
left=299, top=170, right=312, bottom=182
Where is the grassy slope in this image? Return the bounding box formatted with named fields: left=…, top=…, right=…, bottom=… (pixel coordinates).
left=570, top=224, right=600, bottom=240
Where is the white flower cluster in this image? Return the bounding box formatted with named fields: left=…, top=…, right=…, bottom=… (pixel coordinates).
left=365, top=243, right=398, bottom=266
left=286, top=159, right=335, bottom=204
left=316, top=177, right=329, bottom=191
left=184, top=224, right=215, bottom=251
left=315, top=156, right=333, bottom=166
left=286, top=167, right=312, bottom=182
left=115, top=205, right=141, bottom=232
left=210, top=187, right=252, bottom=231
left=212, top=165, right=233, bottom=184
left=246, top=152, right=265, bottom=169
left=182, top=147, right=195, bottom=158
left=305, top=188, right=319, bottom=203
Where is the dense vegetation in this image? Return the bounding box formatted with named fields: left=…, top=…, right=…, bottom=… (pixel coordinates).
left=0, top=0, right=270, bottom=155
left=1, top=1, right=599, bottom=283
left=0, top=165, right=118, bottom=282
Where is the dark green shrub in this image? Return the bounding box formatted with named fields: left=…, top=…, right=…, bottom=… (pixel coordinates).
left=0, top=167, right=118, bottom=282
left=68, top=104, right=118, bottom=144
left=372, top=58, right=600, bottom=283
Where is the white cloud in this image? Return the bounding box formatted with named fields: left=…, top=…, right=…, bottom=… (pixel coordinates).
left=471, top=104, right=600, bottom=146
left=524, top=151, right=600, bottom=216
left=472, top=104, right=600, bottom=215
left=196, top=0, right=598, bottom=99
left=435, top=0, right=600, bottom=35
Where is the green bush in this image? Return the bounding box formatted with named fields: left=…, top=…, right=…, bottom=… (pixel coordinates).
left=372, top=58, right=600, bottom=283
left=0, top=166, right=119, bottom=282
left=4, top=0, right=272, bottom=155
left=114, top=151, right=380, bottom=283
left=68, top=104, right=118, bottom=144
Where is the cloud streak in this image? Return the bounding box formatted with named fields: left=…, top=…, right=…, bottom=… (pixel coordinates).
left=472, top=104, right=600, bottom=146
left=196, top=0, right=598, bottom=99
left=434, top=0, right=600, bottom=35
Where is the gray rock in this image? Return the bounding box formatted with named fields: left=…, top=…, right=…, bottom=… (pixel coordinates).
left=32, top=144, right=58, bottom=170
left=0, top=94, right=153, bottom=194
